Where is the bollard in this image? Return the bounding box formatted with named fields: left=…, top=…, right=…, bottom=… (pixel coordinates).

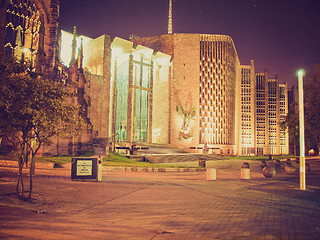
left=285, top=164, right=296, bottom=175
left=241, top=162, right=250, bottom=180
left=262, top=166, right=275, bottom=178
left=97, top=156, right=102, bottom=182
left=206, top=168, right=216, bottom=180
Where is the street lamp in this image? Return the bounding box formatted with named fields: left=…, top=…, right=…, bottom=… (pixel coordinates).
left=297, top=69, right=306, bottom=190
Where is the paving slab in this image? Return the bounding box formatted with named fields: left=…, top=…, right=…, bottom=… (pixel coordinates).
left=0, top=159, right=320, bottom=239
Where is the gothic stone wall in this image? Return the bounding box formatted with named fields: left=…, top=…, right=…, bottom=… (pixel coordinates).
left=84, top=34, right=111, bottom=155
left=0, top=0, right=60, bottom=73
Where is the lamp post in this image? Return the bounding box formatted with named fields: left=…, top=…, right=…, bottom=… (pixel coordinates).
left=297, top=69, right=306, bottom=190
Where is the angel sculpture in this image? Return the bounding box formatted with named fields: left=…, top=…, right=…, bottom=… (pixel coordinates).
left=177, top=105, right=196, bottom=140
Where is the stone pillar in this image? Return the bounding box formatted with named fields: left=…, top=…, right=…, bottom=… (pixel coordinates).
left=168, top=65, right=172, bottom=144
left=126, top=54, right=134, bottom=143
left=132, top=62, right=138, bottom=142
left=148, top=61, right=154, bottom=143
left=111, top=58, right=118, bottom=150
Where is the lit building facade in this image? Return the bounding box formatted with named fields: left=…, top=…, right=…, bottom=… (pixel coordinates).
left=267, top=78, right=279, bottom=155
left=255, top=72, right=268, bottom=155
left=52, top=29, right=112, bottom=156
left=132, top=33, right=241, bottom=155
left=109, top=37, right=171, bottom=145
left=0, top=0, right=60, bottom=75
left=199, top=35, right=240, bottom=155
left=240, top=61, right=256, bottom=156
left=1, top=1, right=290, bottom=156
left=0, top=0, right=112, bottom=156
left=254, top=73, right=289, bottom=155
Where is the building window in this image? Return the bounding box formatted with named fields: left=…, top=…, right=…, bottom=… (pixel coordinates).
left=4, top=0, right=43, bottom=68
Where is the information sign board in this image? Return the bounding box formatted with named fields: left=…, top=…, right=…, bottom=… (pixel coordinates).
left=71, top=158, right=97, bottom=180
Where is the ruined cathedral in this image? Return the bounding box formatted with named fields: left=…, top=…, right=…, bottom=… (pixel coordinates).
left=0, top=0, right=289, bottom=156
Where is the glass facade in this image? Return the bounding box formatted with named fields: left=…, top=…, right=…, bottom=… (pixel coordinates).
left=115, top=60, right=129, bottom=142
left=133, top=61, right=151, bottom=142
left=114, top=55, right=152, bottom=143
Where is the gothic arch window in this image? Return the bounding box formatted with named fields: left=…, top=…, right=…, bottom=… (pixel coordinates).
left=4, top=43, right=13, bottom=56
left=4, top=0, right=43, bottom=68
left=5, top=23, right=14, bottom=44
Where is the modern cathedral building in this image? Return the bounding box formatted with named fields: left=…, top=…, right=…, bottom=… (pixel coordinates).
left=0, top=0, right=289, bottom=156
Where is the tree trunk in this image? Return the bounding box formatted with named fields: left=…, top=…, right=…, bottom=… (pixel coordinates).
left=28, top=155, right=35, bottom=199
left=16, top=155, right=25, bottom=198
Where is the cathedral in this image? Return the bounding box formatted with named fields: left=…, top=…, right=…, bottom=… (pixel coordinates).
left=0, top=0, right=289, bottom=156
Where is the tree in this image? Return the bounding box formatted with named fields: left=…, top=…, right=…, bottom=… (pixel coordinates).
left=0, top=55, right=86, bottom=199
left=280, top=102, right=299, bottom=156
left=304, top=70, right=320, bottom=155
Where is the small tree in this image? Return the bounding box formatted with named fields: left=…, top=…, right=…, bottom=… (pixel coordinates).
left=280, top=102, right=299, bottom=156
left=0, top=55, right=86, bottom=199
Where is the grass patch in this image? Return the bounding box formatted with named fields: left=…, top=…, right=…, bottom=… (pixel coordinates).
left=35, top=156, right=74, bottom=166
left=35, top=152, right=194, bottom=168
left=35, top=153, right=297, bottom=168
left=102, top=152, right=188, bottom=168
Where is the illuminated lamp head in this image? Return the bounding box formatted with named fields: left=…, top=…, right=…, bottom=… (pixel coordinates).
left=297, top=69, right=305, bottom=77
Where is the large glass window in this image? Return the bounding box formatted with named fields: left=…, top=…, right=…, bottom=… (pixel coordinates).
left=115, top=60, right=129, bottom=142
left=115, top=57, right=152, bottom=143
left=133, top=61, right=151, bottom=142
left=135, top=89, right=148, bottom=142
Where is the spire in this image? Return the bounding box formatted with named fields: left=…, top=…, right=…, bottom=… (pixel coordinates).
left=70, top=26, right=77, bottom=66
left=168, top=0, right=173, bottom=34
left=78, top=38, right=83, bottom=69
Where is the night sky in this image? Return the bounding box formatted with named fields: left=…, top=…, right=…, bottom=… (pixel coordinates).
left=59, top=0, right=320, bottom=87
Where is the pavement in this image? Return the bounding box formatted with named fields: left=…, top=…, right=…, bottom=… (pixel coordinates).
left=0, top=158, right=320, bottom=240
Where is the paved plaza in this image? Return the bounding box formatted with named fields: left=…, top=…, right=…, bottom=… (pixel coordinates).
left=0, top=159, right=320, bottom=239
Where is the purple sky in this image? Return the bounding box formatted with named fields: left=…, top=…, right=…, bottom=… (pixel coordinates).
left=59, top=0, right=320, bottom=87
